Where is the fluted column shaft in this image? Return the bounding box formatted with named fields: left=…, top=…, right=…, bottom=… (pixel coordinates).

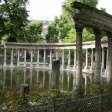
left=107, top=32, right=112, bottom=82
left=94, top=29, right=101, bottom=84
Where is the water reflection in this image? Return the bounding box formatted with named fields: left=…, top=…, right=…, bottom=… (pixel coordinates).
left=0, top=68, right=93, bottom=92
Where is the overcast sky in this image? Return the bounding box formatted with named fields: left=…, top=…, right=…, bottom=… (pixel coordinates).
left=26, top=0, right=112, bottom=20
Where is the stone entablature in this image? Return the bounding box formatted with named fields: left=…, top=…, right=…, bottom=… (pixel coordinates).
left=0, top=40, right=108, bottom=49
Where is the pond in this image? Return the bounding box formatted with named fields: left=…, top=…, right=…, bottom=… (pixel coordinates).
left=0, top=68, right=83, bottom=93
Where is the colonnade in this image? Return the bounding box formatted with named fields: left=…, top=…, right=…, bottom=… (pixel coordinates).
left=2, top=47, right=78, bottom=70
left=1, top=42, right=109, bottom=77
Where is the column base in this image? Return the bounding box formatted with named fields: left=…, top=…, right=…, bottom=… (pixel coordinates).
left=67, top=65, right=70, bottom=70
left=49, top=64, right=52, bottom=69
left=60, top=65, right=64, bottom=70
left=3, top=64, right=7, bottom=67
left=10, top=64, right=14, bottom=67
left=73, top=65, right=76, bottom=71
left=84, top=66, right=88, bottom=70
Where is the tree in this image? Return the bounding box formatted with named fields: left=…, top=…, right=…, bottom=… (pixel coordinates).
left=0, top=0, right=29, bottom=42
left=25, top=20, right=43, bottom=43
left=61, top=0, right=99, bottom=43
left=46, top=17, right=59, bottom=43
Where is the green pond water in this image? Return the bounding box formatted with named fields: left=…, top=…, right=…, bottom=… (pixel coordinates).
left=0, top=68, right=78, bottom=92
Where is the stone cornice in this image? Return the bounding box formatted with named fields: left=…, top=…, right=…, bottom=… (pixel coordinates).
left=72, top=2, right=112, bottom=32
left=0, top=40, right=108, bottom=49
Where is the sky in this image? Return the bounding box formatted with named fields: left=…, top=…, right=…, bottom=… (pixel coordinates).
left=26, top=0, right=112, bottom=21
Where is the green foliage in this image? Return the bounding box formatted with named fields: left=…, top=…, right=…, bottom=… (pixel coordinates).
left=46, top=17, right=59, bottom=43
left=25, top=20, right=43, bottom=43
left=82, top=28, right=95, bottom=42
left=79, top=0, right=99, bottom=7
left=0, top=0, right=29, bottom=42
left=46, top=0, right=100, bottom=43
left=61, top=0, right=99, bottom=43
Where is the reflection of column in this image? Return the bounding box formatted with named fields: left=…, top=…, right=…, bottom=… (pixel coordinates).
left=30, top=49, right=33, bottom=67
left=51, top=70, right=60, bottom=89
left=43, top=71, right=45, bottom=86
left=60, top=49, right=64, bottom=70
left=3, top=68, right=6, bottom=91
left=17, top=49, right=20, bottom=66
left=3, top=48, right=6, bottom=67
left=30, top=68, right=32, bottom=85
left=36, top=70, right=39, bottom=83
left=84, top=75, right=87, bottom=94
left=10, top=68, right=13, bottom=86
left=67, top=72, right=70, bottom=90
left=10, top=49, right=14, bottom=67
left=24, top=49, right=26, bottom=67
left=49, top=70, right=52, bottom=86
left=60, top=71, right=64, bottom=89
left=73, top=72, right=76, bottom=90
left=24, top=68, right=26, bottom=84
left=49, top=49, right=52, bottom=69
left=85, top=48, right=88, bottom=69
left=67, top=49, right=71, bottom=69
left=90, top=48, right=94, bottom=70
left=73, top=50, right=76, bottom=70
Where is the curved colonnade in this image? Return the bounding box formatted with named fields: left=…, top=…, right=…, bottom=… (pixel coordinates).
left=0, top=41, right=108, bottom=78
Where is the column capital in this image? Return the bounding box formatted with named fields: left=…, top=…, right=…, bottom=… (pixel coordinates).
left=106, top=32, right=112, bottom=39
left=93, top=28, right=101, bottom=38
left=75, top=20, right=84, bottom=33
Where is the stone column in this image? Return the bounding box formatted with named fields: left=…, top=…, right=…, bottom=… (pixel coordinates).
left=101, top=47, right=105, bottom=70
left=56, top=49, right=59, bottom=60
left=44, top=48, right=46, bottom=63
left=10, top=49, right=14, bottom=67
left=24, top=49, right=26, bottom=67
left=30, top=49, right=33, bottom=67
left=107, top=32, right=112, bottom=82
left=73, top=50, right=76, bottom=70
left=24, top=68, right=26, bottom=84
left=94, top=29, right=101, bottom=84
left=49, top=49, right=52, bottom=69
left=105, top=47, right=108, bottom=77
left=17, top=49, right=20, bottom=66
left=3, top=48, right=6, bottom=67
left=60, top=49, right=64, bottom=70
left=37, top=49, right=39, bottom=67
left=67, top=49, right=71, bottom=69
left=75, top=21, right=83, bottom=89
left=85, top=48, right=88, bottom=69
left=90, top=48, right=94, bottom=70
